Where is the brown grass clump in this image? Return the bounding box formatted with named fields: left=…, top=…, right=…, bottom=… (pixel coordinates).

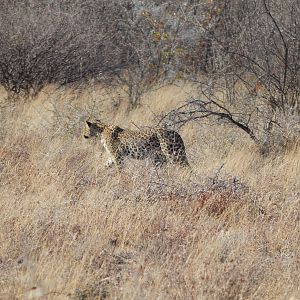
left=0, top=85, right=299, bottom=299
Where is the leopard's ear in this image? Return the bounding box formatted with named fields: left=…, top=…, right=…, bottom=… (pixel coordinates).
left=86, top=120, right=92, bottom=127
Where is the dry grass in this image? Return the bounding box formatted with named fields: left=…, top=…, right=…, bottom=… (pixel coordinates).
left=0, top=84, right=299, bottom=300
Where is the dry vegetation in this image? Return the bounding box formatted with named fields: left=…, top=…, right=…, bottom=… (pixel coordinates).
left=0, top=84, right=299, bottom=300
left=0, top=1, right=299, bottom=298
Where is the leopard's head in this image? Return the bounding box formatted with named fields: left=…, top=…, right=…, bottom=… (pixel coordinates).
left=83, top=120, right=106, bottom=139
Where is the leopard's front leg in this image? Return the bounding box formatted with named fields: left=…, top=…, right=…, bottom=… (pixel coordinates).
left=105, top=157, right=116, bottom=167
left=105, top=149, right=124, bottom=168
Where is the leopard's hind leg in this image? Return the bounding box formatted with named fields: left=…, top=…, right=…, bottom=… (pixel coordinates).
left=157, top=130, right=190, bottom=167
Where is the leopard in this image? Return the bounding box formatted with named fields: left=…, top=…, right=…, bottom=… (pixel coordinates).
left=83, top=119, right=189, bottom=168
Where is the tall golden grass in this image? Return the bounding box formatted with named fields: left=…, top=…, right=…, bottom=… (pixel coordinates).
left=0, top=84, right=299, bottom=299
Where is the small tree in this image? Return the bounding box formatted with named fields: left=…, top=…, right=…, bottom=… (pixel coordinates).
left=161, top=0, right=300, bottom=153
left=111, top=1, right=188, bottom=108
